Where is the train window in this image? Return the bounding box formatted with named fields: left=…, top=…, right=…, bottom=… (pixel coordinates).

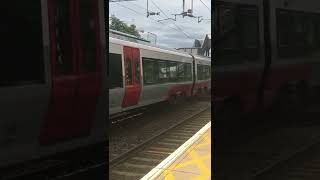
left=125, top=58, right=132, bottom=85
left=158, top=60, right=168, bottom=83
left=167, top=62, right=177, bottom=82
left=277, top=10, right=319, bottom=58
left=219, top=5, right=236, bottom=35
left=239, top=7, right=259, bottom=60
left=202, top=65, right=206, bottom=80
left=134, top=60, right=141, bottom=84
left=293, top=13, right=309, bottom=56
left=205, top=66, right=211, bottom=79
left=277, top=10, right=291, bottom=48
left=316, top=18, right=320, bottom=48
left=177, top=63, right=185, bottom=82
left=109, top=53, right=123, bottom=89
left=197, top=64, right=202, bottom=80
left=215, top=4, right=242, bottom=65
left=79, top=0, right=96, bottom=72
left=54, top=0, right=73, bottom=74
left=203, top=66, right=207, bottom=80
left=307, top=17, right=317, bottom=49
left=0, top=1, right=44, bottom=86
left=215, top=3, right=259, bottom=65
left=197, top=64, right=208, bottom=80
left=143, top=58, right=156, bottom=85
left=184, top=63, right=192, bottom=81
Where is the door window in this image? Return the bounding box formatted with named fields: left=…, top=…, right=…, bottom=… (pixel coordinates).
left=79, top=0, right=96, bottom=72
left=54, top=0, right=73, bottom=74
left=134, top=59, right=141, bottom=84
left=125, top=58, right=133, bottom=85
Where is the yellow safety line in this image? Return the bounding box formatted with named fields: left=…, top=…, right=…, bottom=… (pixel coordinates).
left=141, top=122, right=211, bottom=180
left=161, top=131, right=211, bottom=180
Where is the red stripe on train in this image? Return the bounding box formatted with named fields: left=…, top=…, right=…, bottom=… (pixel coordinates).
left=214, top=63, right=313, bottom=112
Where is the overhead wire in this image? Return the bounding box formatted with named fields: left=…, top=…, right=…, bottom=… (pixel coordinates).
left=149, top=0, right=193, bottom=39
left=128, top=1, right=169, bottom=20
left=129, top=0, right=195, bottom=39
left=113, top=2, right=194, bottom=40
left=204, top=0, right=211, bottom=5
left=199, top=0, right=211, bottom=12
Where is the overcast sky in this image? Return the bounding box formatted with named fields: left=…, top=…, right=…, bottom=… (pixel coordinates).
left=109, top=0, right=211, bottom=48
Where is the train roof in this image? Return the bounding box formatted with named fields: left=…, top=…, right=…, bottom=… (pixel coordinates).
left=109, top=29, right=151, bottom=44
left=217, top=0, right=320, bottom=13
left=193, top=54, right=211, bottom=62
left=110, top=37, right=192, bottom=58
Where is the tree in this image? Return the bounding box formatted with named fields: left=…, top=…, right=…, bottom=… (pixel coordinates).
left=109, top=15, right=141, bottom=38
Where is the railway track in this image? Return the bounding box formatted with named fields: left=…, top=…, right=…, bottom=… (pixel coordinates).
left=215, top=108, right=320, bottom=180
left=0, top=96, right=211, bottom=179
left=109, top=104, right=211, bottom=180
left=0, top=142, right=107, bottom=180
left=109, top=97, right=211, bottom=161
left=251, top=141, right=320, bottom=180
left=216, top=127, right=320, bottom=180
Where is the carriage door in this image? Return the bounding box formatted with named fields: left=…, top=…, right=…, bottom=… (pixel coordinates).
left=122, top=47, right=142, bottom=107
left=40, top=0, right=101, bottom=144
left=40, top=0, right=78, bottom=144
left=73, top=0, right=101, bottom=136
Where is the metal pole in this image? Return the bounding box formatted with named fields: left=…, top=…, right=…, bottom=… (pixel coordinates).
left=147, top=32, right=157, bottom=44
left=183, top=0, right=185, bottom=12
left=191, top=0, right=193, bottom=12
left=257, top=0, right=272, bottom=109
left=147, top=0, right=149, bottom=17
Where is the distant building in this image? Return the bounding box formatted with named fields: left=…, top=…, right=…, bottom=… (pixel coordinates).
left=202, top=34, right=211, bottom=57
left=194, top=39, right=204, bottom=48
left=176, top=34, right=211, bottom=57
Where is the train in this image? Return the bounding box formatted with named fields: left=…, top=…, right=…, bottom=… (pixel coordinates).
left=0, top=0, right=107, bottom=169
left=214, top=0, right=320, bottom=119
left=109, top=37, right=211, bottom=116
left=0, top=0, right=211, bottom=171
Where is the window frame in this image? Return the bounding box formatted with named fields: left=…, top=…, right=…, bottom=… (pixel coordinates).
left=197, top=64, right=211, bottom=80
left=0, top=0, right=46, bottom=87
left=142, top=57, right=193, bottom=85
left=125, top=56, right=133, bottom=85
left=109, top=53, right=123, bottom=89
left=142, top=58, right=157, bottom=85
left=215, top=1, right=260, bottom=65
left=276, top=8, right=320, bottom=58
left=79, top=0, right=97, bottom=72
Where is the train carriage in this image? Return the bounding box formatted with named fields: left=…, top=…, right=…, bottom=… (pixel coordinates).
left=109, top=37, right=211, bottom=116
left=193, top=55, right=212, bottom=94
left=0, top=0, right=210, bottom=170
left=0, top=0, right=107, bottom=169
left=214, top=0, right=320, bottom=115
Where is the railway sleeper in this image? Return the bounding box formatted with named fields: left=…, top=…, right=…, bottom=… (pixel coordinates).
left=112, top=163, right=154, bottom=174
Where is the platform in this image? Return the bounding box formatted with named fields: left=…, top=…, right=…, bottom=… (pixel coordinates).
left=141, top=122, right=211, bottom=180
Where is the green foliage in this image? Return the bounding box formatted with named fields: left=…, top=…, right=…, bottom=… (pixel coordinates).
left=109, top=15, right=141, bottom=38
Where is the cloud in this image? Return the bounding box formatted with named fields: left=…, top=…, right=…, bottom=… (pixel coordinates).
left=109, top=0, right=211, bottom=48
